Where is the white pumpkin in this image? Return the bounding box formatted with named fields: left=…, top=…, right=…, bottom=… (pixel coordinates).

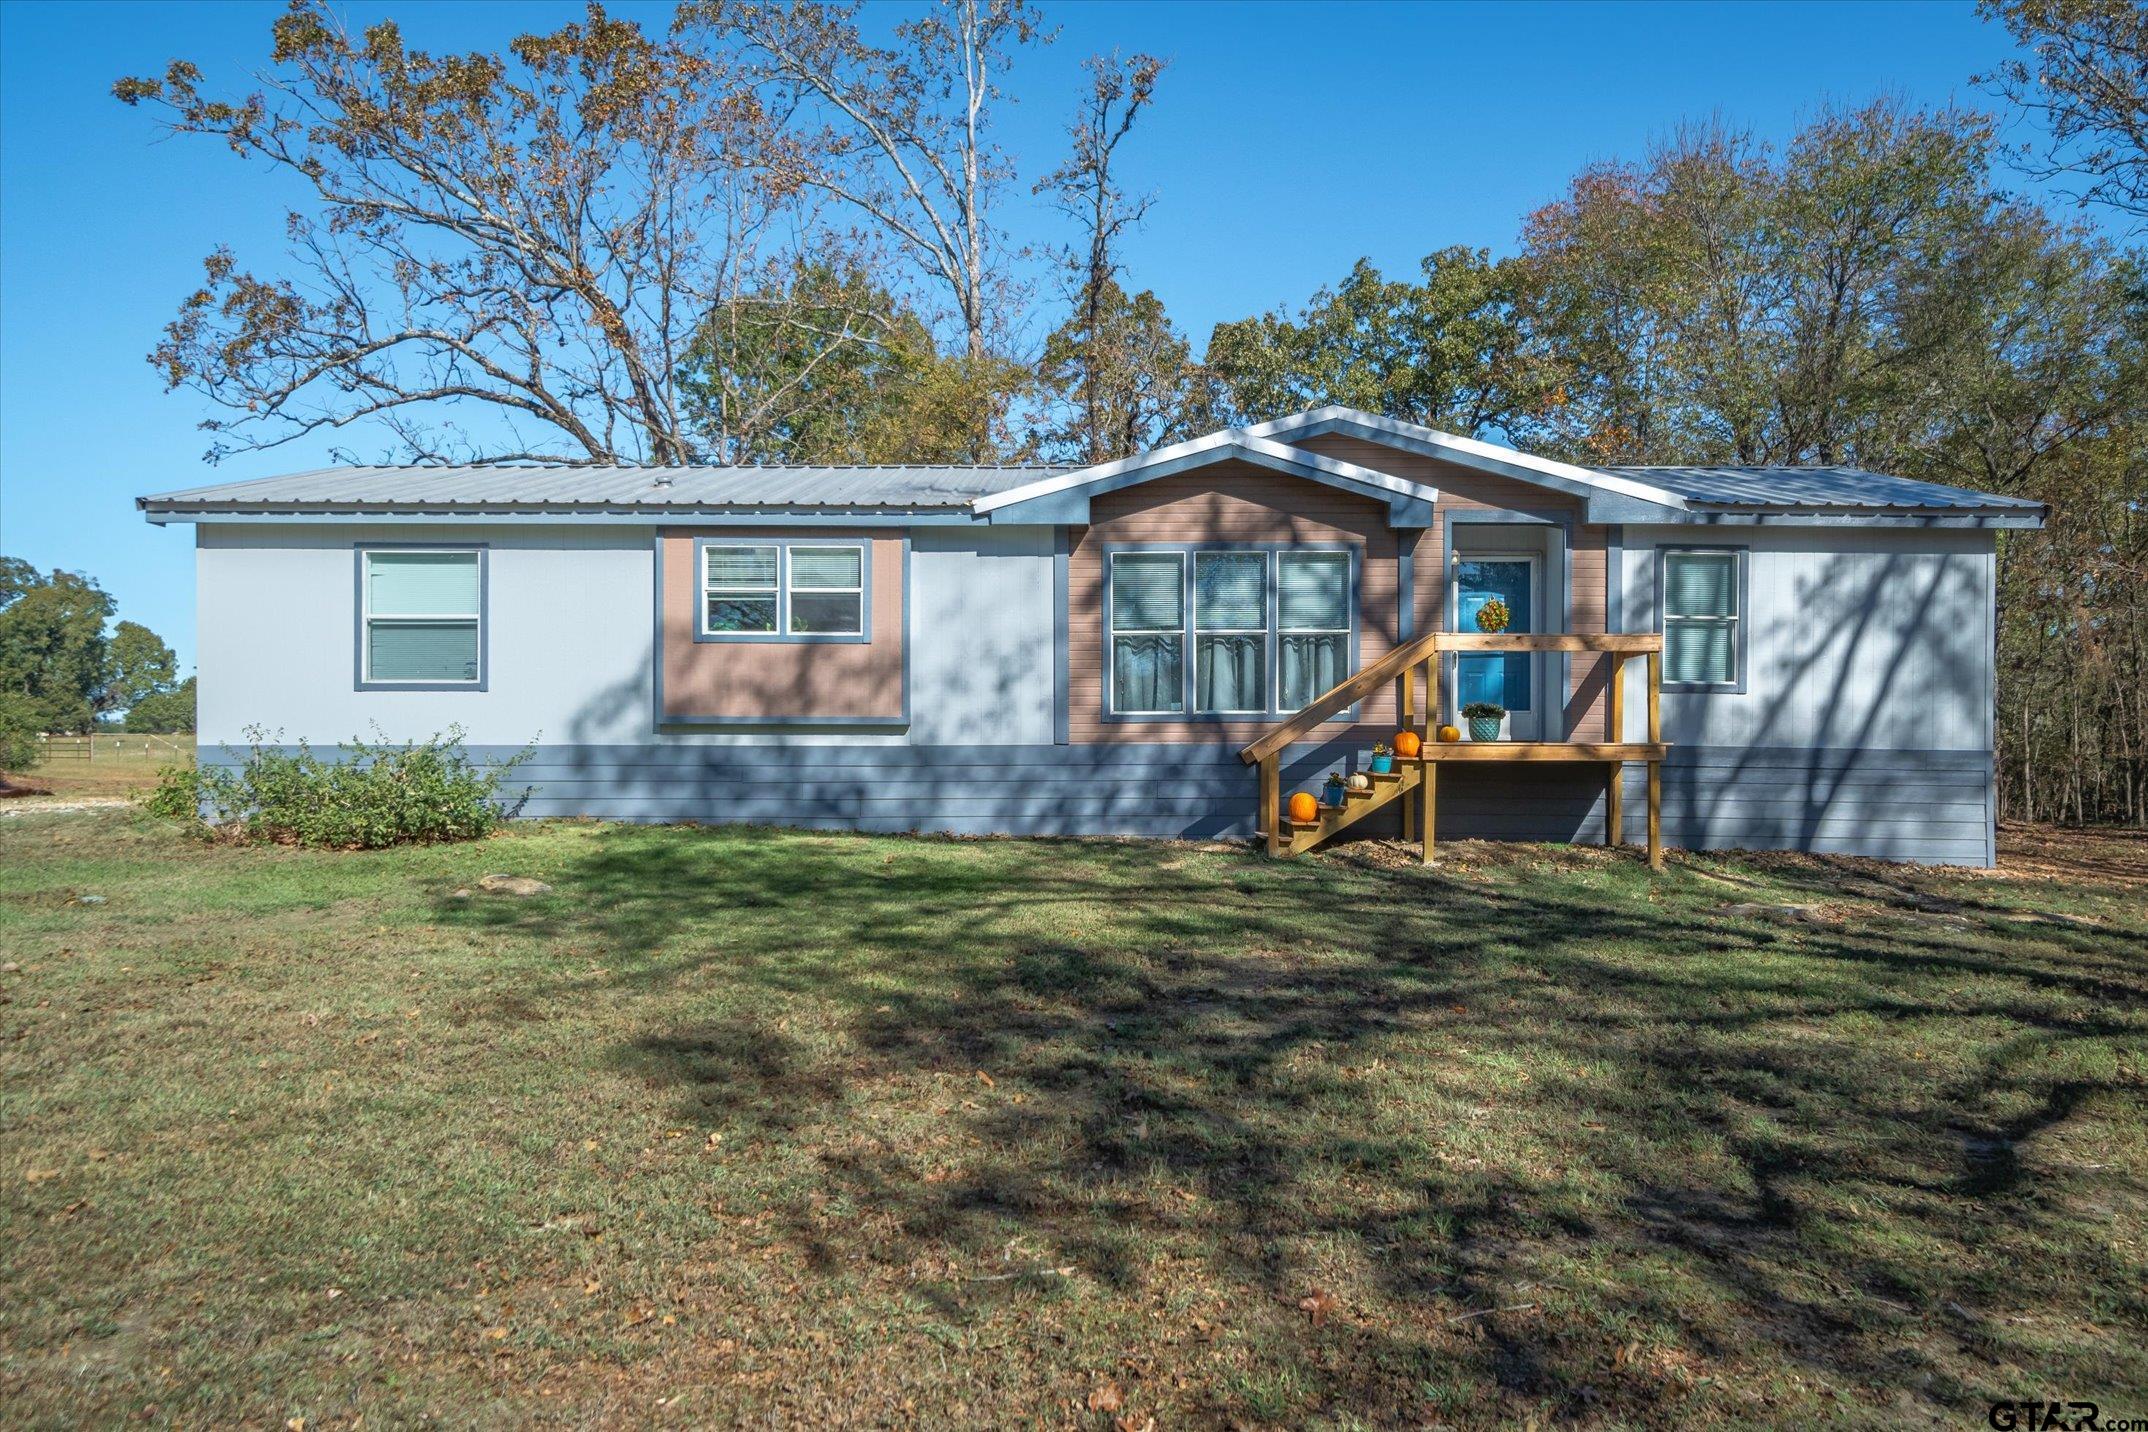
left=1346, top=773, right=1371, bottom=791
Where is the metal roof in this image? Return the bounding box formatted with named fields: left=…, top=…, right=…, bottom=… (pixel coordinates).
left=1601, top=464, right=2044, bottom=512
left=139, top=462, right=1063, bottom=513
left=137, top=447, right=2040, bottom=519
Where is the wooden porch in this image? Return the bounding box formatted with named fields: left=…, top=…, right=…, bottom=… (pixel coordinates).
left=1241, top=631, right=1669, bottom=868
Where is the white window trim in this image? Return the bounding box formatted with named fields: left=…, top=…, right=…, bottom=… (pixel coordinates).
left=1192, top=551, right=1271, bottom=716
left=1275, top=550, right=1352, bottom=714
left=1659, top=547, right=1745, bottom=691
left=359, top=546, right=483, bottom=687
left=785, top=543, right=866, bottom=638
left=1108, top=550, right=1189, bottom=716
left=699, top=543, right=782, bottom=638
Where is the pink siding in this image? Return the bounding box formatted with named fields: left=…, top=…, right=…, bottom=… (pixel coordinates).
left=659, top=528, right=903, bottom=722
left=1292, top=434, right=1612, bottom=741
left=1068, top=463, right=1399, bottom=745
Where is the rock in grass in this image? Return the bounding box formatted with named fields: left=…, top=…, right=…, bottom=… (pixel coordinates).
left=477, top=874, right=553, bottom=897
left=75, top=894, right=107, bottom=906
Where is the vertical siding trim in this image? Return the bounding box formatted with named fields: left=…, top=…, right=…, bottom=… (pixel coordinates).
left=1053, top=527, right=1071, bottom=745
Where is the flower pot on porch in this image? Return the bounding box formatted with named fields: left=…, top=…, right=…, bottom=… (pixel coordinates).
left=1468, top=717, right=1502, bottom=742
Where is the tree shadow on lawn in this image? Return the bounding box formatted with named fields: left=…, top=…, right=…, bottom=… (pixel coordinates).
left=440, top=827, right=2148, bottom=1422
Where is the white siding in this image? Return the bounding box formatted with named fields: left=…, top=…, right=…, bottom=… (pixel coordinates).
left=1617, top=526, right=1996, bottom=752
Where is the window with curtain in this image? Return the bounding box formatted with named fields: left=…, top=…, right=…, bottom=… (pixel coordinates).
left=703, top=544, right=779, bottom=634
left=1277, top=551, right=1349, bottom=710
left=1662, top=549, right=1740, bottom=685
left=361, top=548, right=482, bottom=684
left=1194, top=552, right=1267, bottom=713
left=787, top=545, right=864, bottom=635
left=1109, top=552, right=1186, bottom=714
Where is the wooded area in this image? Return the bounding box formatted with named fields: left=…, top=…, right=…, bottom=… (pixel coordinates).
left=110, top=0, right=2146, bottom=824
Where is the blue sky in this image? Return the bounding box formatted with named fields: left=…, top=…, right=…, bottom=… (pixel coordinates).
left=0, top=0, right=2045, bottom=672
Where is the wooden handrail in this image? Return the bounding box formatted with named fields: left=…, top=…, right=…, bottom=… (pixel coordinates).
left=1237, top=629, right=1666, bottom=766
left=1239, top=626, right=1449, bottom=765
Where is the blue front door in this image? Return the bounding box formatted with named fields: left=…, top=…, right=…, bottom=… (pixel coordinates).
left=1455, top=558, right=1536, bottom=733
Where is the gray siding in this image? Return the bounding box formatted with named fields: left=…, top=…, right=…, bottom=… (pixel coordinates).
left=196, top=740, right=1991, bottom=862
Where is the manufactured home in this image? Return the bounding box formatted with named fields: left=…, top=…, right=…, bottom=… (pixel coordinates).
left=140, top=407, right=2044, bottom=865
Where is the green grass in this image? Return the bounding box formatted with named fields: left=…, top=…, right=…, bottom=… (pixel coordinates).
left=2, top=811, right=2143, bottom=1427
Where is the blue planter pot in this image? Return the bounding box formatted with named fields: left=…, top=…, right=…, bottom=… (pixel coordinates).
left=1468, top=717, right=1503, bottom=742
left=1371, top=754, right=1394, bottom=774
left=1323, top=779, right=1348, bottom=808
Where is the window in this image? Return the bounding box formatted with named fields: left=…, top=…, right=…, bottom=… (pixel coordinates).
left=360, top=548, right=482, bottom=686
left=703, top=545, right=779, bottom=634
left=699, top=542, right=867, bottom=639
left=787, top=545, right=864, bottom=636
left=1106, top=547, right=1355, bottom=718
left=1109, top=552, right=1185, bottom=714
left=1194, top=552, right=1267, bottom=713
left=1662, top=549, right=1741, bottom=686
left=1277, top=552, right=1349, bottom=711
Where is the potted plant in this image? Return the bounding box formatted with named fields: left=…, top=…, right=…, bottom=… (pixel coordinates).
left=1370, top=741, right=1394, bottom=774
left=1474, top=597, right=1511, bottom=634
left=1461, top=701, right=1507, bottom=742
left=1323, top=770, right=1348, bottom=807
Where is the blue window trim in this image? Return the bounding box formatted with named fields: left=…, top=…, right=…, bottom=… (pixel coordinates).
left=1098, top=541, right=1362, bottom=725
left=691, top=535, right=871, bottom=644
left=1655, top=544, right=1750, bottom=695
left=352, top=542, right=489, bottom=693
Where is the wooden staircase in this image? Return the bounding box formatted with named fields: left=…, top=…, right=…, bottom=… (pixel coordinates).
left=1243, top=628, right=1670, bottom=868
left=1267, top=764, right=1423, bottom=855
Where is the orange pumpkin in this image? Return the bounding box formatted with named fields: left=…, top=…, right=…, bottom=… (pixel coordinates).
left=1287, top=791, right=1320, bottom=824
left=1392, top=730, right=1423, bottom=759
left=1436, top=724, right=1462, bottom=743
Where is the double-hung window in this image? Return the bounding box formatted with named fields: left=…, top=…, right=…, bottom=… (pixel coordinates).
left=1109, top=552, right=1186, bottom=713
left=1276, top=552, right=1350, bottom=710
left=360, top=548, right=483, bottom=686
left=700, top=542, right=865, bottom=638
left=1661, top=548, right=1742, bottom=687
left=1194, top=552, right=1267, bottom=713
left=1107, top=547, right=1354, bottom=717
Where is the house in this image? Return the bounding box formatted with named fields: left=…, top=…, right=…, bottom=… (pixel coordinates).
left=139, top=406, right=2044, bottom=865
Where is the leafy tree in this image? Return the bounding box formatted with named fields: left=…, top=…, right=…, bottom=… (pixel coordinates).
left=1980, top=0, right=2148, bottom=225
left=100, top=621, right=180, bottom=720
left=125, top=677, right=198, bottom=735
left=0, top=692, right=40, bottom=774
left=678, top=260, right=1025, bottom=462
left=0, top=564, right=115, bottom=734
left=1033, top=280, right=1213, bottom=463
left=1206, top=249, right=1545, bottom=437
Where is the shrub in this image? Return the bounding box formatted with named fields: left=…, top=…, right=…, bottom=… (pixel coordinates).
left=147, top=726, right=532, bottom=848
left=0, top=692, right=40, bottom=772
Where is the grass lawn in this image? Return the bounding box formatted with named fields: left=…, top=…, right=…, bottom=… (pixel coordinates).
left=2, top=743, right=190, bottom=800
left=2, top=812, right=2143, bottom=1427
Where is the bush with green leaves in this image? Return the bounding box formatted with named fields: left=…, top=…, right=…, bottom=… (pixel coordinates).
left=147, top=726, right=532, bottom=848
left=0, top=691, right=41, bottom=773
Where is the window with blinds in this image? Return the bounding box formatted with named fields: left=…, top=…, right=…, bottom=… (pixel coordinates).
left=1107, top=547, right=1354, bottom=717
left=361, top=549, right=482, bottom=685
left=1277, top=552, right=1349, bottom=711
left=1109, top=552, right=1186, bottom=714
left=699, top=542, right=866, bottom=638
left=1662, top=549, right=1741, bottom=686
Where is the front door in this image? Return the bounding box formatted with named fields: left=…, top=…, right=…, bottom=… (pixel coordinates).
left=1454, top=555, right=1541, bottom=739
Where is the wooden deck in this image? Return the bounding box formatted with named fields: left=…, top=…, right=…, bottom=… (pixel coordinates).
left=1245, top=631, right=1670, bottom=868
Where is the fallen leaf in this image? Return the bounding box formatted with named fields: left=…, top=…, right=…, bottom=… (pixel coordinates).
left=1115, top=1418, right=1155, bottom=1432
left=482, top=1326, right=509, bottom=1340
left=1086, top=1380, right=1124, bottom=1413
left=705, top=1131, right=723, bottom=1148
left=976, top=1070, right=996, bottom=1088
left=1299, top=1288, right=1339, bottom=1327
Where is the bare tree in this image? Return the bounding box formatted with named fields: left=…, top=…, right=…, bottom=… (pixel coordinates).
left=1035, top=51, right=1164, bottom=463
left=1980, top=0, right=2148, bottom=227
left=115, top=1, right=851, bottom=465
left=689, top=0, right=1046, bottom=367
